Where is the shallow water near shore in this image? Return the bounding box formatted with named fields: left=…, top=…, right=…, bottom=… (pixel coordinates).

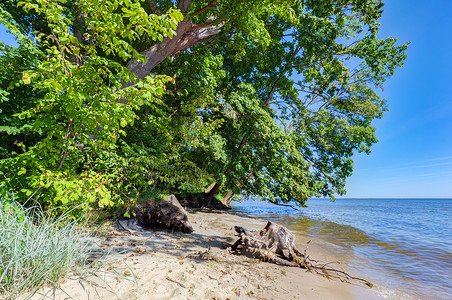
left=232, top=198, right=452, bottom=300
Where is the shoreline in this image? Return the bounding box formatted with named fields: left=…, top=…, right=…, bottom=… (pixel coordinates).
left=26, top=209, right=384, bottom=299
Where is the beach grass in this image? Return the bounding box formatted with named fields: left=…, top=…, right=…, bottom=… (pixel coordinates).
left=0, top=190, right=93, bottom=299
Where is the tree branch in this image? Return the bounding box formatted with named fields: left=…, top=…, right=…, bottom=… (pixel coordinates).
left=190, top=17, right=223, bottom=31
left=270, top=201, right=300, bottom=210
left=146, top=0, right=162, bottom=15
left=57, top=119, right=73, bottom=171
left=189, top=0, right=218, bottom=18
left=263, top=45, right=301, bottom=107
left=178, top=0, right=191, bottom=12
left=126, top=20, right=224, bottom=79
left=170, top=23, right=224, bottom=57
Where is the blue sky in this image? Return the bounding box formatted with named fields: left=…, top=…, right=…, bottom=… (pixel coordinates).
left=1, top=1, right=451, bottom=198
left=345, top=0, right=452, bottom=198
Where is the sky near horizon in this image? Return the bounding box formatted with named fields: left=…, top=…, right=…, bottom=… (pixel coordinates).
left=0, top=1, right=451, bottom=198
left=344, top=0, right=452, bottom=198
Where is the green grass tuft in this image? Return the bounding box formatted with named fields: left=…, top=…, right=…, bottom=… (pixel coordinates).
left=0, top=191, right=93, bottom=299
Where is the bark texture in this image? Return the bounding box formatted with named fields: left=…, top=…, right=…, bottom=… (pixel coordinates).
left=231, top=221, right=374, bottom=287
left=232, top=221, right=304, bottom=266
left=133, top=194, right=194, bottom=233
left=126, top=18, right=223, bottom=79
left=221, top=190, right=235, bottom=207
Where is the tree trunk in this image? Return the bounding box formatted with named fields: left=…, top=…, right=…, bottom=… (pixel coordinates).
left=204, top=181, right=221, bottom=206
left=220, top=172, right=253, bottom=207
left=221, top=190, right=234, bottom=207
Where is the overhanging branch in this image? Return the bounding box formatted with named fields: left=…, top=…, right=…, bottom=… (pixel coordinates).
left=189, top=0, right=218, bottom=18
left=127, top=20, right=224, bottom=79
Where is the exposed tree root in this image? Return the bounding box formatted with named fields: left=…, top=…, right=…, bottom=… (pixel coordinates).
left=231, top=221, right=373, bottom=287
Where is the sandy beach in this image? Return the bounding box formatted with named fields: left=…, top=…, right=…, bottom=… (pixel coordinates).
left=27, top=209, right=383, bottom=300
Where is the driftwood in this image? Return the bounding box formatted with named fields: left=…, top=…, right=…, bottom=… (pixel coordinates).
left=132, top=194, right=194, bottom=233
left=232, top=221, right=372, bottom=287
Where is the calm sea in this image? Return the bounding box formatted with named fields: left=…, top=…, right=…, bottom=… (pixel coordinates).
left=232, top=198, right=452, bottom=300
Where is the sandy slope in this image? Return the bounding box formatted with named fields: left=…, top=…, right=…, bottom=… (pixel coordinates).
left=27, top=209, right=382, bottom=300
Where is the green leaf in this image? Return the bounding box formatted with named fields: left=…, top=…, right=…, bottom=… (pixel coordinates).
left=22, top=72, right=31, bottom=84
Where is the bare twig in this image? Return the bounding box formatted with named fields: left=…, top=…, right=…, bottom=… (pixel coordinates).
left=115, top=220, right=132, bottom=234
left=57, top=119, right=73, bottom=171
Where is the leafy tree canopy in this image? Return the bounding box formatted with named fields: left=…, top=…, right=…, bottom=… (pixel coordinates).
left=0, top=0, right=407, bottom=213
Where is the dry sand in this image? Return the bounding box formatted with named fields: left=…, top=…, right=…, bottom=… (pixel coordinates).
left=28, top=209, right=384, bottom=300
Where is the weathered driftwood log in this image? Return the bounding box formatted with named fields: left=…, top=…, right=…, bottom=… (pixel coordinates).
left=232, top=221, right=304, bottom=267
left=232, top=221, right=372, bottom=287
left=132, top=194, right=193, bottom=233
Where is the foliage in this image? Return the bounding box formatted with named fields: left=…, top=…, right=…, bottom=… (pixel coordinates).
left=0, top=0, right=184, bottom=212
left=181, top=0, right=408, bottom=203
left=0, top=0, right=408, bottom=213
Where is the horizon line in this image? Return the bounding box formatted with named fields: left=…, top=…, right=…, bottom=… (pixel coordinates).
left=312, top=197, right=452, bottom=200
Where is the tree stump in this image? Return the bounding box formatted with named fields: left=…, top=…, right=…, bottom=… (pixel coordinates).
left=232, top=221, right=304, bottom=267
left=232, top=221, right=373, bottom=287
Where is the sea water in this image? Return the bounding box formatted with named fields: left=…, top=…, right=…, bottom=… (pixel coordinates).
left=232, top=198, right=452, bottom=299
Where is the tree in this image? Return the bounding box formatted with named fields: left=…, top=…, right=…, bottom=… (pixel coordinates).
left=0, top=0, right=183, bottom=211
left=0, top=0, right=407, bottom=212
left=158, top=0, right=408, bottom=206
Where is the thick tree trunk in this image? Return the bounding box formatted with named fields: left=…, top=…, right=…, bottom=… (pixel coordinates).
left=126, top=20, right=223, bottom=78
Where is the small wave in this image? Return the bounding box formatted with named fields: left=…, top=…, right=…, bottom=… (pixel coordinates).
left=232, top=198, right=452, bottom=299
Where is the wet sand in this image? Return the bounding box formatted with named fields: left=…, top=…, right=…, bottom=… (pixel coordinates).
left=27, top=209, right=383, bottom=299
